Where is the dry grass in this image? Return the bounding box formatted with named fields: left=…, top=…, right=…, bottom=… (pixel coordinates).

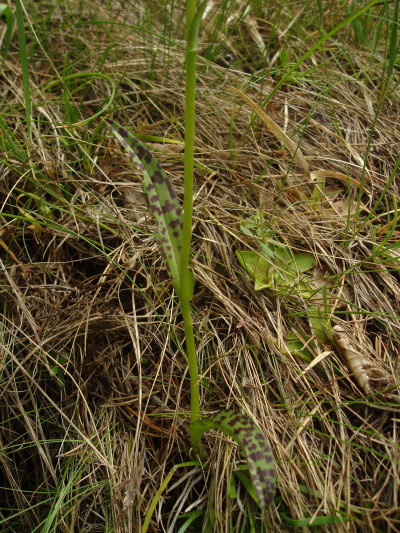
left=0, top=1, right=399, bottom=531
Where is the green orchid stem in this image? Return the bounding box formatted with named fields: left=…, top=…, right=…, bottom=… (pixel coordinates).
left=181, top=300, right=203, bottom=456
left=180, top=1, right=207, bottom=444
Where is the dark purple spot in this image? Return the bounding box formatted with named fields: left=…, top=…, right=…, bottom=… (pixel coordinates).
left=248, top=451, right=264, bottom=462
left=118, top=128, right=129, bottom=138
left=162, top=200, right=175, bottom=213
left=150, top=205, right=162, bottom=216
left=152, top=170, right=165, bottom=184
left=136, top=145, right=146, bottom=160
left=169, top=219, right=181, bottom=229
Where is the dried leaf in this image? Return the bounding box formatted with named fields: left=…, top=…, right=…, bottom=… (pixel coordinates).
left=333, top=324, right=394, bottom=395
left=229, top=86, right=310, bottom=178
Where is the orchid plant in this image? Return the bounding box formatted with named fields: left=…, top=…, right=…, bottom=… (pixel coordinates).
left=107, top=0, right=276, bottom=513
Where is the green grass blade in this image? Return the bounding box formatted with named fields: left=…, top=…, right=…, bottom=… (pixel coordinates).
left=190, top=410, right=276, bottom=509
left=0, top=114, right=27, bottom=161
left=141, top=462, right=198, bottom=533
left=15, top=0, right=31, bottom=136
left=383, top=0, right=398, bottom=96
left=261, top=0, right=384, bottom=107
left=107, top=121, right=183, bottom=292
left=0, top=4, right=13, bottom=70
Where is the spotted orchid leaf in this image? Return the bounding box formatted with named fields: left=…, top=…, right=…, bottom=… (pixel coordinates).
left=190, top=410, right=276, bottom=509
left=107, top=121, right=183, bottom=293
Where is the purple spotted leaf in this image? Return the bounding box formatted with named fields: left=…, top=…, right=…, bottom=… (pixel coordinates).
left=190, top=410, right=276, bottom=509
left=108, top=121, right=183, bottom=292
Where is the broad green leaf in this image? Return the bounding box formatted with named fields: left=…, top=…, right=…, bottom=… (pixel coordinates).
left=236, top=248, right=316, bottom=292
left=108, top=121, right=183, bottom=293
left=236, top=250, right=272, bottom=290
left=237, top=215, right=316, bottom=292
left=291, top=252, right=316, bottom=273
left=190, top=410, right=276, bottom=509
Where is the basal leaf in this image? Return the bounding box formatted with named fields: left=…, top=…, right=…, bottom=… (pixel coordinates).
left=235, top=250, right=272, bottom=291
left=190, top=410, right=276, bottom=509
left=237, top=246, right=316, bottom=292
left=108, top=121, right=183, bottom=292
left=237, top=214, right=316, bottom=292
left=292, top=252, right=316, bottom=273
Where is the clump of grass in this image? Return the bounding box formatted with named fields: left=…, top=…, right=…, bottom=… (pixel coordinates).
left=0, top=1, right=399, bottom=532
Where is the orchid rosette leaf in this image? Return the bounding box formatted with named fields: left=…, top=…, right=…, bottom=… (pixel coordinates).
left=107, top=121, right=183, bottom=293
left=190, top=410, right=276, bottom=509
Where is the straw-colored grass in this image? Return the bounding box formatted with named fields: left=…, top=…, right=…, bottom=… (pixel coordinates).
left=0, top=1, right=399, bottom=531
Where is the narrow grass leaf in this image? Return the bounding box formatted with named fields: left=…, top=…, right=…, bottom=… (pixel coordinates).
left=190, top=410, right=276, bottom=509
left=234, top=468, right=262, bottom=507
left=15, top=0, right=31, bottom=136
left=176, top=510, right=205, bottom=533
left=107, top=121, right=183, bottom=293
left=383, top=0, right=398, bottom=96
left=280, top=512, right=350, bottom=526
left=257, top=0, right=385, bottom=108
left=0, top=4, right=13, bottom=69
left=141, top=462, right=198, bottom=533
left=0, top=115, right=27, bottom=161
